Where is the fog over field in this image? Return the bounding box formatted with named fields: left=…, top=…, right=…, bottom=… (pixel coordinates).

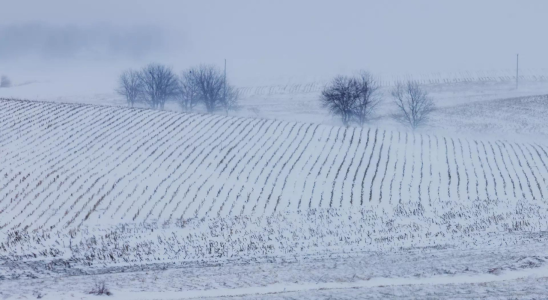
left=1, top=0, right=548, bottom=87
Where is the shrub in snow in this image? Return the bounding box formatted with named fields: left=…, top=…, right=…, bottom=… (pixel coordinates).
left=0, top=75, right=11, bottom=88
left=88, top=281, right=112, bottom=296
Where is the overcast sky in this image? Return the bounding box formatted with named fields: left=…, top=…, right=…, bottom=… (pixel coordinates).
left=1, top=0, right=547, bottom=85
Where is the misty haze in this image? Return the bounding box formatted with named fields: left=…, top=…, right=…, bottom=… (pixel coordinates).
left=1, top=1, right=548, bottom=299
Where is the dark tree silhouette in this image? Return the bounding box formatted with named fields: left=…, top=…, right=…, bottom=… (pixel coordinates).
left=321, top=76, right=356, bottom=126
left=321, top=73, right=381, bottom=126
left=139, top=64, right=178, bottom=110
left=353, top=72, right=381, bottom=126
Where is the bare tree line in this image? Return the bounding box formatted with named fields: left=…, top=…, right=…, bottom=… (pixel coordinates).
left=118, top=65, right=433, bottom=129
left=321, top=71, right=434, bottom=129
left=116, top=63, right=238, bottom=114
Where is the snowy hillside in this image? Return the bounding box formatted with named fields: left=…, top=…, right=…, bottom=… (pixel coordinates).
left=2, top=98, right=548, bottom=237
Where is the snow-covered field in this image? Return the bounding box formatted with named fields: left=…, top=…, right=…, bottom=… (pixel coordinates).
left=2, top=74, right=548, bottom=299
left=2, top=239, right=548, bottom=299
left=2, top=98, right=548, bottom=232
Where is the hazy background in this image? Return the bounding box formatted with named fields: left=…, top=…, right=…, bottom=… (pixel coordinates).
left=1, top=0, right=547, bottom=87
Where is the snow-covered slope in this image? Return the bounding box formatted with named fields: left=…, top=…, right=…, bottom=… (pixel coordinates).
left=3, top=98, right=548, bottom=299
left=1, top=98, right=548, bottom=235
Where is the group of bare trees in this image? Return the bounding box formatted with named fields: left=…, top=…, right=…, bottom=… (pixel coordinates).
left=116, top=64, right=238, bottom=113
left=321, top=72, right=434, bottom=129
left=118, top=64, right=432, bottom=128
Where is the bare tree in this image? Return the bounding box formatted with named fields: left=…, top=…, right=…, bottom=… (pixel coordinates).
left=321, top=73, right=381, bottom=127
left=353, top=72, right=381, bottom=126
left=177, top=70, right=200, bottom=112
left=392, top=81, right=434, bottom=129
left=220, top=84, right=240, bottom=114
left=139, top=64, right=178, bottom=110
left=0, top=75, right=11, bottom=88
left=186, top=65, right=238, bottom=113
left=116, top=70, right=142, bottom=107
left=320, top=76, right=356, bottom=126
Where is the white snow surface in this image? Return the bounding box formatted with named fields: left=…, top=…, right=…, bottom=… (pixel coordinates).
left=2, top=98, right=548, bottom=236
left=8, top=265, right=548, bottom=300
left=2, top=77, right=548, bottom=298
left=2, top=238, right=548, bottom=299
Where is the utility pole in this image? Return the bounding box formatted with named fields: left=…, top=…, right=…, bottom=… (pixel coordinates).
left=516, top=54, right=519, bottom=89
left=224, top=59, right=227, bottom=100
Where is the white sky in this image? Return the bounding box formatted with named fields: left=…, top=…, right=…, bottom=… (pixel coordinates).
left=1, top=0, right=548, bottom=85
